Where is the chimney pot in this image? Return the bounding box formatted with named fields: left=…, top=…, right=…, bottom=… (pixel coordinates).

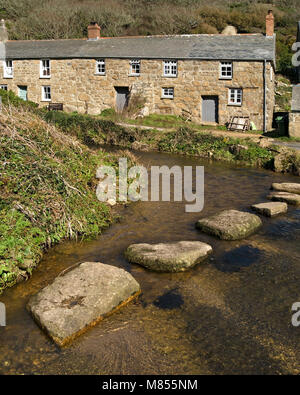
left=266, top=10, right=274, bottom=37
left=88, top=22, right=101, bottom=40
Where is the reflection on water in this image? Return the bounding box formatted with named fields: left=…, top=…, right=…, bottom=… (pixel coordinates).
left=0, top=150, right=300, bottom=374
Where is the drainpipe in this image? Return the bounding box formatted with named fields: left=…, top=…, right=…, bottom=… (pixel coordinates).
left=263, top=59, right=267, bottom=133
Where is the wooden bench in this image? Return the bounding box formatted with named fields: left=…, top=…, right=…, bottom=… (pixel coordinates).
left=47, top=103, right=64, bottom=111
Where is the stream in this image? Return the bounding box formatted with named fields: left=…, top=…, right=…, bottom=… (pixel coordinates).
left=1, top=150, right=300, bottom=375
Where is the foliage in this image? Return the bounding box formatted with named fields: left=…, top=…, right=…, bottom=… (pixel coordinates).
left=157, top=127, right=275, bottom=167
left=0, top=89, right=38, bottom=110
left=0, top=0, right=299, bottom=78
left=0, top=104, right=136, bottom=293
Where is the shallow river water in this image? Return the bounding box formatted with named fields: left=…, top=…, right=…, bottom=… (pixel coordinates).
left=1, top=150, right=300, bottom=375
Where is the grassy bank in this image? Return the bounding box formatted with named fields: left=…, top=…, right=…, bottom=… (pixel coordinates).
left=0, top=99, right=136, bottom=293
left=44, top=110, right=295, bottom=171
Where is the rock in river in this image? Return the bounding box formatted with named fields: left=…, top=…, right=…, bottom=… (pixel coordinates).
left=125, top=241, right=212, bottom=272
left=27, top=262, right=141, bottom=347
left=267, top=192, right=300, bottom=206
left=271, top=183, right=300, bottom=195
left=196, top=210, right=262, bottom=240
left=251, top=202, right=288, bottom=217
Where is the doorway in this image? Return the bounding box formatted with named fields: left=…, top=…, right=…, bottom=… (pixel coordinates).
left=115, top=87, right=129, bottom=112
left=18, top=86, right=28, bottom=101
left=202, top=96, right=218, bottom=123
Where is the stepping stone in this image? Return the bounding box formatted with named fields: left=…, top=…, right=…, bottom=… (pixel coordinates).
left=272, top=183, right=300, bottom=195
left=27, top=262, right=140, bottom=347
left=125, top=241, right=212, bottom=272
left=267, top=192, right=300, bottom=206
left=251, top=202, right=288, bottom=217
left=196, top=210, right=262, bottom=240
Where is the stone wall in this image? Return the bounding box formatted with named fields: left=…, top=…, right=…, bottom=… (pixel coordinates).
left=0, top=58, right=275, bottom=130
left=289, top=112, right=300, bottom=138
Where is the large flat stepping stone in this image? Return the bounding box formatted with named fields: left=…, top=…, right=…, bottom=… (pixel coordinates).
left=272, top=183, right=300, bottom=195
left=125, top=241, right=212, bottom=272
left=27, top=262, right=140, bottom=347
left=251, top=202, right=288, bottom=217
left=196, top=210, right=262, bottom=240
left=267, top=192, right=300, bottom=206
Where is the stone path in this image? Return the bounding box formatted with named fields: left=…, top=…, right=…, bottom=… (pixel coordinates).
left=28, top=182, right=300, bottom=347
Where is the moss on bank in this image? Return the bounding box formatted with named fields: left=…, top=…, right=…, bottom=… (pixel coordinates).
left=0, top=105, right=135, bottom=293
left=44, top=110, right=278, bottom=169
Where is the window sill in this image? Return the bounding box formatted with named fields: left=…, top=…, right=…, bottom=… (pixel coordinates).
left=161, top=97, right=174, bottom=100
left=41, top=99, right=52, bottom=102
left=227, top=103, right=242, bottom=107
left=219, top=77, right=232, bottom=80
left=95, top=73, right=106, bottom=76
left=163, top=75, right=177, bottom=78
left=129, top=74, right=140, bottom=77
left=40, top=76, right=51, bottom=79
left=3, top=76, right=13, bottom=79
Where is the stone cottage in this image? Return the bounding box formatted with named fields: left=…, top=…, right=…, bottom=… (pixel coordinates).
left=0, top=12, right=276, bottom=131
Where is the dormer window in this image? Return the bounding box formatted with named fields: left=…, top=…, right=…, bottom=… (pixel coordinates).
left=130, top=60, right=140, bottom=76
left=163, top=60, right=177, bottom=77
left=96, top=59, right=105, bottom=75
left=220, top=62, right=233, bottom=80
left=3, top=60, right=13, bottom=78
left=40, top=60, right=51, bottom=78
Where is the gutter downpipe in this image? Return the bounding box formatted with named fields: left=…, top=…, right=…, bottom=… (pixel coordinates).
left=263, top=59, right=267, bottom=133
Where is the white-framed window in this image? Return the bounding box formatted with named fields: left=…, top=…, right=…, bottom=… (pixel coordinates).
left=40, top=59, right=51, bottom=78
left=228, top=88, right=243, bottom=106
left=96, top=59, right=105, bottom=75
left=163, top=60, right=177, bottom=77
left=3, top=60, right=13, bottom=78
left=220, top=62, right=233, bottom=79
left=0, top=85, right=8, bottom=90
left=42, top=86, right=51, bottom=101
left=130, top=59, right=140, bottom=75
left=162, top=87, right=174, bottom=99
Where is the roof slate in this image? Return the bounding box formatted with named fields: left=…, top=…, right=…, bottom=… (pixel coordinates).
left=5, top=34, right=276, bottom=62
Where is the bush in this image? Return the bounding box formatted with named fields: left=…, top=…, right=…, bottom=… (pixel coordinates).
left=0, top=89, right=38, bottom=110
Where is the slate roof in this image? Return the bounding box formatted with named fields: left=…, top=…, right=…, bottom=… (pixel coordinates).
left=292, top=85, right=300, bottom=112
left=5, top=34, right=276, bottom=62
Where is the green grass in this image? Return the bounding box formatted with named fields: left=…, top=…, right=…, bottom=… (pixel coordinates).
left=100, top=111, right=228, bottom=132
left=0, top=98, right=136, bottom=293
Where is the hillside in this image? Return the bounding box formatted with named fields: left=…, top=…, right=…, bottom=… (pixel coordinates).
left=0, top=0, right=299, bottom=77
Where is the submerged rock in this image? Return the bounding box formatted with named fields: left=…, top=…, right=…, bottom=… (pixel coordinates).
left=251, top=202, right=288, bottom=217
left=125, top=241, right=212, bottom=272
left=271, top=183, right=300, bottom=195
left=27, top=262, right=140, bottom=347
left=267, top=192, right=300, bottom=206
left=196, top=210, right=262, bottom=240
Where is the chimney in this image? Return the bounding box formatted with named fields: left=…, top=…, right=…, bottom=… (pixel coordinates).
left=0, top=19, right=8, bottom=42
left=266, top=10, right=274, bottom=37
left=88, top=22, right=101, bottom=40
